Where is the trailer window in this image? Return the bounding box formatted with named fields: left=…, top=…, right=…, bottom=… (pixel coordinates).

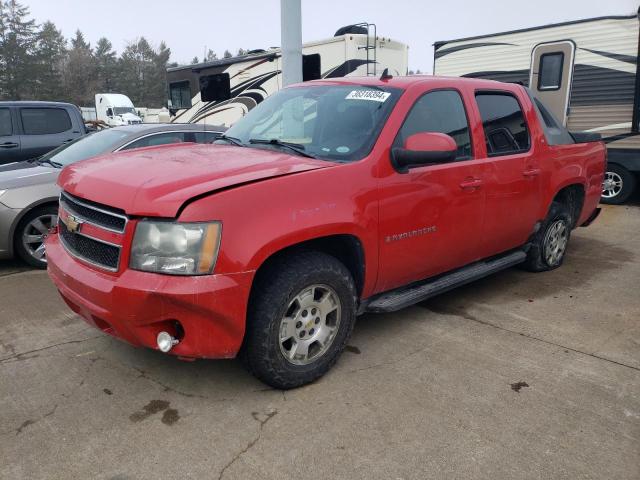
left=303, top=54, right=321, bottom=81
left=538, top=52, right=563, bottom=91
left=169, top=81, right=192, bottom=110
left=200, top=73, right=231, bottom=102
left=475, top=92, right=530, bottom=156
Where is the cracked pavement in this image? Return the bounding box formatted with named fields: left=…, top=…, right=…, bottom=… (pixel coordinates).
left=1, top=204, right=639, bottom=479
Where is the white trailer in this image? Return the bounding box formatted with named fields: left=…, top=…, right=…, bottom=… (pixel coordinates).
left=166, top=24, right=408, bottom=126
left=433, top=11, right=640, bottom=203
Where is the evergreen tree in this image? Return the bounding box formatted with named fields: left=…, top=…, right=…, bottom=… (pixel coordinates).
left=223, top=49, right=232, bottom=58
left=151, top=41, right=170, bottom=107
left=0, top=0, right=38, bottom=99
left=33, top=21, right=66, bottom=100
left=119, top=37, right=157, bottom=106
left=205, top=49, right=217, bottom=61
left=65, top=30, right=96, bottom=105
left=190, top=56, right=199, bottom=64
left=94, top=37, right=117, bottom=92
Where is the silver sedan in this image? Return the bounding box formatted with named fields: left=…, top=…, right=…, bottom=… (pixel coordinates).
left=0, top=123, right=224, bottom=267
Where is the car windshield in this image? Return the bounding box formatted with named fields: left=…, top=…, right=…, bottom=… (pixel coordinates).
left=39, top=129, right=132, bottom=167
left=114, top=107, right=136, bottom=115
left=223, top=84, right=402, bottom=162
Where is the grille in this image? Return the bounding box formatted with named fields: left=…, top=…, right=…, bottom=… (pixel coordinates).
left=60, top=192, right=127, bottom=233
left=59, top=220, right=121, bottom=270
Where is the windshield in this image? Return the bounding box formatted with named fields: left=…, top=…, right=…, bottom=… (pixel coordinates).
left=39, top=129, right=131, bottom=167
left=113, top=107, right=136, bottom=116
left=223, top=84, right=402, bottom=162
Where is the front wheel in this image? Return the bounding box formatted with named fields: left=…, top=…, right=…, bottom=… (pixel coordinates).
left=522, top=201, right=571, bottom=272
left=14, top=205, right=58, bottom=268
left=241, top=251, right=357, bottom=389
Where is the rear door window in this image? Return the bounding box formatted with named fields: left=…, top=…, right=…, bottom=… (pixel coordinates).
left=0, top=108, right=12, bottom=136
left=20, top=108, right=72, bottom=135
left=395, top=90, right=472, bottom=160
left=475, top=93, right=530, bottom=156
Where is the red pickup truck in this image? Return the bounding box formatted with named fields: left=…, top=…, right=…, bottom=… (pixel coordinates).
left=46, top=76, right=605, bottom=389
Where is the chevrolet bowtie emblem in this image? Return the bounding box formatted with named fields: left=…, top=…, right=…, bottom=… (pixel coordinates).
left=62, top=214, right=83, bottom=234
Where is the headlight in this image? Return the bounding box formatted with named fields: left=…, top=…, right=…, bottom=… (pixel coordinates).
left=130, top=221, right=221, bottom=275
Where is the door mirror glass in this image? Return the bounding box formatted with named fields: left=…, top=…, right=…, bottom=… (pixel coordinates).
left=106, top=108, right=113, bottom=117
left=392, top=132, right=457, bottom=173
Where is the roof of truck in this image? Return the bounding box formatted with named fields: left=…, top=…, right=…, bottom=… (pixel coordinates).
left=0, top=100, right=78, bottom=107
left=300, top=74, right=521, bottom=91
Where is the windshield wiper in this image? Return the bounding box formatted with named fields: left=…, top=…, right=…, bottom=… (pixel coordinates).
left=217, top=134, right=245, bottom=147
left=36, top=158, right=62, bottom=168
left=248, top=138, right=317, bottom=159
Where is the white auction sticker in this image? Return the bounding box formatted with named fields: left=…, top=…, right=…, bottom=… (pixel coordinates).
left=345, top=90, right=391, bottom=102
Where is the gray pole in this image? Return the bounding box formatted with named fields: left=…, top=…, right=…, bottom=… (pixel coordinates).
left=281, top=0, right=303, bottom=86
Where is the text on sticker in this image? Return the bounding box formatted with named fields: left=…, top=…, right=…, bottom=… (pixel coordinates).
left=345, top=90, right=391, bottom=102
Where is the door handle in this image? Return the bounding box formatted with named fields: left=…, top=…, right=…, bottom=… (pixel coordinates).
left=459, top=178, right=483, bottom=190
left=0, top=142, right=18, bottom=148
left=523, top=168, right=541, bottom=177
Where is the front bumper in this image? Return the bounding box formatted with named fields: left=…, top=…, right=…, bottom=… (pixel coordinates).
left=46, top=232, right=254, bottom=359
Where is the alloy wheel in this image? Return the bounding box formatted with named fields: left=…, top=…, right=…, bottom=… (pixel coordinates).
left=543, top=220, right=568, bottom=266
left=279, top=284, right=342, bottom=366
left=21, top=213, right=57, bottom=263
left=602, top=171, right=623, bottom=199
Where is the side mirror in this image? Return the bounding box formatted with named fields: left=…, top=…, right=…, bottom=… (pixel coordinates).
left=391, top=132, right=457, bottom=173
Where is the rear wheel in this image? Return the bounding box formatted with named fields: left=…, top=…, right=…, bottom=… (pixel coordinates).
left=241, top=251, right=357, bottom=389
left=522, top=201, right=571, bottom=272
left=14, top=205, right=58, bottom=268
left=601, top=164, right=635, bottom=205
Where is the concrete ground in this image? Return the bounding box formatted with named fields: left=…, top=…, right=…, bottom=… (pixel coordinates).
left=1, top=204, right=639, bottom=480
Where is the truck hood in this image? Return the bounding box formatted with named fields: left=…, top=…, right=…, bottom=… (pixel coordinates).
left=119, top=112, right=142, bottom=122
left=0, top=161, right=59, bottom=190
left=58, top=143, right=333, bottom=217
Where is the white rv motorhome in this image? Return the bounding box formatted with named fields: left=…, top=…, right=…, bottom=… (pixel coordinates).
left=95, top=94, right=143, bottom=127
left=433, top=11, right=640, bottom=204
left=166, top=24, right=408, bottom=127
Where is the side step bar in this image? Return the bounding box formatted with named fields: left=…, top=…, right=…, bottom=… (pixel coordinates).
left=364, top=250, right=527, bottom=313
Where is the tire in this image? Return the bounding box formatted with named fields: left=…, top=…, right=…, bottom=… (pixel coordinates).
left=241, top=250, right=357, bottom=389
left=601, top=164, right=636, bottom=205
left=522, top=201, right=571, bottom=272
left=14, top=205, right=58, bottom=269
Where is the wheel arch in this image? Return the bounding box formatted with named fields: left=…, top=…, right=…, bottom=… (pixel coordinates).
left=250, top=233, right=366, bottom=300
left=550, top=183, right=585, bottom=229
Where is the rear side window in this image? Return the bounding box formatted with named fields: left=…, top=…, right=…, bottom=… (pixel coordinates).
left=184, top=131, right=222, bottom=143
left=475, top=93, right=530, bottom=156
left=21, top=108, right=72, bottom=135
left=396, top=90, right=472, bottom=160
left=0, top=108, right=12, bottom=136
left=538, top=52, right=564, bottom=90
left=122, top=132, right=186, bottom=150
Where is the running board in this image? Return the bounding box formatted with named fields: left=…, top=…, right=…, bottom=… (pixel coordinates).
left=365, top=250, right=527, bottom=313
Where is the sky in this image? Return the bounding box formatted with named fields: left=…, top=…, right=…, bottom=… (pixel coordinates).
left=24, top=0, right=639, bottom=72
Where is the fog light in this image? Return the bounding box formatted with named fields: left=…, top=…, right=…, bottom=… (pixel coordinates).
left=157, top=331, right=178, bottom=353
